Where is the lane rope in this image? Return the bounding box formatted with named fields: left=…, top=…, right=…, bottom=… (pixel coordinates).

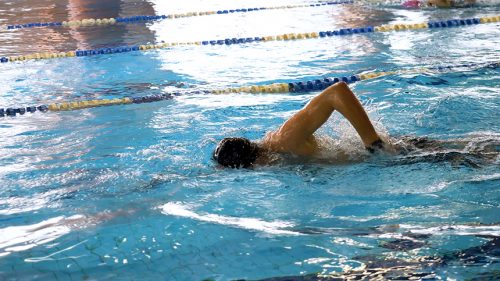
left=1, top=61, right=497, bottom=118
left=1, top=15, right=498, bottom=64
left=0, top=1, right=352, bottom=31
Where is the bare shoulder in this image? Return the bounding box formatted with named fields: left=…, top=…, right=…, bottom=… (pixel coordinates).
left=261, top=130, right=319, bottom=156
left=261, top=130, right=281, bottom=151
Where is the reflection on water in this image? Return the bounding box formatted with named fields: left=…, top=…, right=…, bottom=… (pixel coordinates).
left=0, top=0, right=156, bottom=56
left=0, top=0, right=499, bottom=280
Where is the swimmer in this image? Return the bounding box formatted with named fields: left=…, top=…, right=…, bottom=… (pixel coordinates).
left=402, top=0, right=476, bottom=8
left=213, top=81, right=387, bottom=168
left=213, top=81, right=500, bottom=168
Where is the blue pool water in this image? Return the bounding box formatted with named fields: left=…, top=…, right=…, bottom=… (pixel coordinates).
left=0, top=0, right=499, bottom=280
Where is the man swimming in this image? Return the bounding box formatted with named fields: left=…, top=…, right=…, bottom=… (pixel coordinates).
left=213, top=80, right=500, bottom=168
left=213, top=81, right=386, bottom=168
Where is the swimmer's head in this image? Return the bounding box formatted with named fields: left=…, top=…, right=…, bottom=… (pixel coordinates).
left=213, top=137, right=260, bottom=168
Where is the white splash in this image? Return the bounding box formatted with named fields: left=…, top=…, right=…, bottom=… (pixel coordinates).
left=465, top=172, right=500, bottom=183
left=399, top=224, right=500, bottom=237
left=0, top=216, right=76, bottom=257
left=159, top=202, right=301, bottom=236
left=0, top=212, right=118, bottom=258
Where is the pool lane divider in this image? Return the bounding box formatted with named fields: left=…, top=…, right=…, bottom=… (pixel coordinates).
left=0, top=1, right=353, bottom=31
left=1, top=61, right=497, bottom=118
left=1, top=15, right=498, bottom=64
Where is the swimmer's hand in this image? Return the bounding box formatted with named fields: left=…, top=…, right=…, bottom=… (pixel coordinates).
left=366, top=139, right=384, bottom=153
left=366, top=138, right=399, bottom=155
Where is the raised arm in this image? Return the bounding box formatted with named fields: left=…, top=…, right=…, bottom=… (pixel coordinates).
left=263, top=82, right=381, bottom=155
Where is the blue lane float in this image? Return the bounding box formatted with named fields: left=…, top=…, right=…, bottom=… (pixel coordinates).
left=2, top=61, right=498, bottom=118
left=2, top=15, right=497, bottom=64
left=3, top=1, right=353, bottom=31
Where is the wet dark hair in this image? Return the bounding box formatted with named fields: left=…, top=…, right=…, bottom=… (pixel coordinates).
left=213, top=137, right=260, bottom=168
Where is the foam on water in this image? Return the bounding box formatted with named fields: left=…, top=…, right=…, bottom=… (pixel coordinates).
left=159, top=202, right=302, bottom=236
